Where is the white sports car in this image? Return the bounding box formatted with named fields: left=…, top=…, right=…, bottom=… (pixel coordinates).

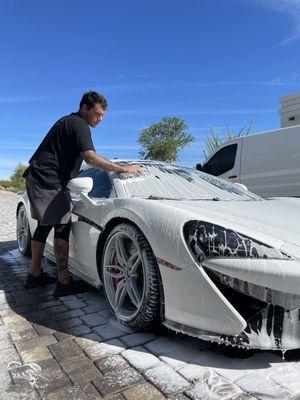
left=16, top=161, right=300, bottom=350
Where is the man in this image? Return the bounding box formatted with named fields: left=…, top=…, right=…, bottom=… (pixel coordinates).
left=23, top=91, right=143, bottom=297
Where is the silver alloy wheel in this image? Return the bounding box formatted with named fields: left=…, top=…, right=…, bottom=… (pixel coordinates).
left=103, top=231, right=146, bottom=321
left=17, top=206, right=30, bottom=254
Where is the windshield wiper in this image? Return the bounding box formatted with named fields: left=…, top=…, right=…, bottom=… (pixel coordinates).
left=147, top=195, right=221, bottom=201
left=185, top=197, right=221, bottom=201
left=147, top=195, right=182, bottom=200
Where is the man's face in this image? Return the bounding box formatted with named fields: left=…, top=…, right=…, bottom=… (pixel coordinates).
left=81, top=103, right=106, bottom=127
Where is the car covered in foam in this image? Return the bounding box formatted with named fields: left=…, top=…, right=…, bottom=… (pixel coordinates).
left=16, top=161, right=300, bottom=350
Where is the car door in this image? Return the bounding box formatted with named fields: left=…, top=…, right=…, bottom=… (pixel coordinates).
left=68, top=168, right=115, bottom=286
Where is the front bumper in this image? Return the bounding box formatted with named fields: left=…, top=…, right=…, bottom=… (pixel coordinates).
left=203, top=267, right=300, bottom=350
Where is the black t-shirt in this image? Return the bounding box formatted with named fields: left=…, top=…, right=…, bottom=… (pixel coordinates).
left=24, top=112, right=95, bottom=188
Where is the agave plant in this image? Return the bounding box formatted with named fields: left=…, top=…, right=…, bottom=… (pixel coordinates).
left=203, top=121, right=252, bottom=160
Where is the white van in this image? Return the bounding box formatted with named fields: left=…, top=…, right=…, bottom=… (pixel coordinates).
left=197, top=125, right=300, bottom=197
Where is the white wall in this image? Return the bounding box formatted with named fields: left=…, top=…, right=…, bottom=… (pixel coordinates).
left=279, top=92, right=300, bottom=128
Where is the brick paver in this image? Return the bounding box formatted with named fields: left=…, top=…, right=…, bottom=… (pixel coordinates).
left=1, top=192, right=300, bottom=399
left=92, top=367, right=143, bottom=396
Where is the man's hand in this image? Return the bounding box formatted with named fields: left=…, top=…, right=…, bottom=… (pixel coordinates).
left=121, top=165, right=144, bottom=174
left=81, top=150, right=144, bottom=174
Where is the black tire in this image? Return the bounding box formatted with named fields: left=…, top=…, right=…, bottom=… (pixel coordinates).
left=16, top=205, right=32, bottom=257
left=101, top=223, right=161, bottom=330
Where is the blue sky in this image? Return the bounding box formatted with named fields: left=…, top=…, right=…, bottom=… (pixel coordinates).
left=1, top=0, right=300, bottom=179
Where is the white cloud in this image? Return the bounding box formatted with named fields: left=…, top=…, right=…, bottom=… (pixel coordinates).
left=3, top=77, right=298, bottom=109
left=0, top=95, right=49, bottom=103
left=96, top=144, right=139, bottom=151
left=0, top=140, right=41, bottom=150
left=116, top=73, right=153, bottom=79
left=0, top=145, right=36, bottom=150
left=110, top=108, right=277, bottom=117
left=0, top=157, right=28, bottom=169
left=254, top=0, right=300, bottom=45
left=76, top=78, right=300, bottom=94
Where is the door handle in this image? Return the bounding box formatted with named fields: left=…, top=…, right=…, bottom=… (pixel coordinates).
left=228, top=175, right=237, bottom=179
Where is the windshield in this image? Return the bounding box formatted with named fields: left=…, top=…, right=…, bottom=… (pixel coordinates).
left=115, top=163, right=261, bottom=201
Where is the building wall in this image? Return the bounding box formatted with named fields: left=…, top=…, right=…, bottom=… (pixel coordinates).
left=279, top=93, right=300, bottom=128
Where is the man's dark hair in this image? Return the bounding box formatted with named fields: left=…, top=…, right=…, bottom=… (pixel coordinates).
left=79, top=91, right=108, bottom=110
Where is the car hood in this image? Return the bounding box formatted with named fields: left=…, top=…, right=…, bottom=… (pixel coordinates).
left=153, top=198, right=300, bottom=250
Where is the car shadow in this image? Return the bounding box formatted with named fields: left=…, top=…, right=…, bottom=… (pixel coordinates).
left=1, top=239, right=299, bottom=380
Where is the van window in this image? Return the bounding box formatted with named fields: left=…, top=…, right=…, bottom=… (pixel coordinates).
left=202, top=144, right=237, bottom=176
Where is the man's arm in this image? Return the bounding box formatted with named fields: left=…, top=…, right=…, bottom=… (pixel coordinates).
left=81, top=150, right=143, bottom=174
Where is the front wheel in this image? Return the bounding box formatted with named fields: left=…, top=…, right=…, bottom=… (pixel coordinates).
left=16, top=205, right=32, bottom=257
left=101, top=223, right=161, bottom=330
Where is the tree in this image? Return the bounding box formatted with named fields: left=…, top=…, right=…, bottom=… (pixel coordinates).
left=203, top=121, right=252, bottom=160
left=138, top=116, right=194, bottom=162
left=10, top=163, right=27, bottom=191
left=0, top=180, right=11, bottom=189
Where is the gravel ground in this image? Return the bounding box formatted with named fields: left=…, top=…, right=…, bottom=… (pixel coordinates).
left=0, top=193, right=19, bottom=242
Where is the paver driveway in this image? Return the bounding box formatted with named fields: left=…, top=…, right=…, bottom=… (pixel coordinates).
left=1, top=192, right=300, bottom=400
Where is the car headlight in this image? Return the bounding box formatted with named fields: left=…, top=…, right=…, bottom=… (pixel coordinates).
left=183, top=220, right=290, bottom=263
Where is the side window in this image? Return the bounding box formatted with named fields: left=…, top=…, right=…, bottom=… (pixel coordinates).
left=202, top=152, right=221, bottom=175
left=218, top=144, right=237, bottom=175
left=78, top=168, right=113, bottom=198
left=203, top=144, right=237, bottom=176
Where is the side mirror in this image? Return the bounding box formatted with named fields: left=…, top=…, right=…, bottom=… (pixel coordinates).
left=67, top=177, right=95, bottom=206
left=67, top=177, right=93, bottom=194
left=195, top=163, right=202, bottom=171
